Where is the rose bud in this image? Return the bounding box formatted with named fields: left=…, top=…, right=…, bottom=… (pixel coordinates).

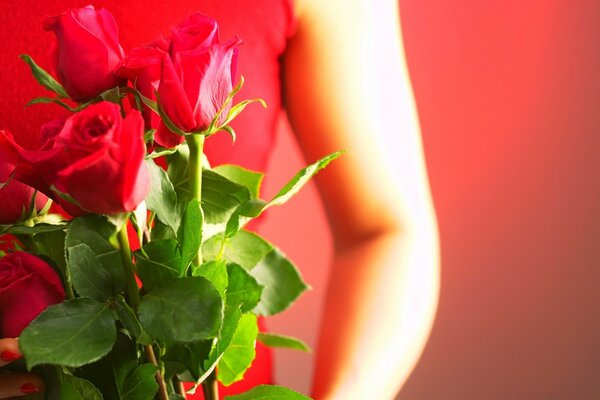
left=0, top=102, right=150, bottom=215
left=0, top=159, right=48, bottom=225
left=155, top=37, right=240, bottom=147
left=118, top=13, right=239, bottom=148
left=44, top=5, right=126, bottom=101
left=0, top=252, right=65, bottom=337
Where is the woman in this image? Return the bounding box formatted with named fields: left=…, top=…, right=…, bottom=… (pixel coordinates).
left=0, top=0, right=439, bottom=398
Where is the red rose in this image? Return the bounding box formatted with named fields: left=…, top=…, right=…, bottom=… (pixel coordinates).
left=118, top=13, right=240, bottom=148
left=0, top=252, right=65, bottom=337
left=44, top=5, right=126, bottom=101
left=0, top=159, right=48, bottom=225
left=0, top=102, right=150, bottom=215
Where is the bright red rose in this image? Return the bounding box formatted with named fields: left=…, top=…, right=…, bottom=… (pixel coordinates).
left=118, top=13, right=240, bottom=148
left=0, top=252, right=65, bottom=337
left=0, top=159, right=48, bottom=225
left=0, top=102, right=150, bottom=215
left=44, top=5, right=126, bottom=101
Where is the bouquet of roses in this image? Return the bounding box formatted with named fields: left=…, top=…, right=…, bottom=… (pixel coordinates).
left=0, top=6, right=340, bottom=400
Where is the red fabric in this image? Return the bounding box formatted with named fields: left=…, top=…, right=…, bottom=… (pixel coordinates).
left=0, top=0, right=295, bottom=396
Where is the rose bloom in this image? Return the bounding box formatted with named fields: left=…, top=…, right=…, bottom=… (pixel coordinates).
left=0, top=252, right=65, bottom=337
left=118, top=13, right=240, bottom=148
left=44, top=5, right=126, bottom=101
left=0, top=102, right=150, bottom=215
left=0, top=159, right=47, bottom=225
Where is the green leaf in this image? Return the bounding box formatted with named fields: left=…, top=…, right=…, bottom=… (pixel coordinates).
left=121, top=364, right=159, bottom=400
left=20, top=54, right=69, bottom=98
left=226, top=263, right=263, bottom=313
left=179, top=199, right=203, bottom=272
left=225, top=151, right=343, bottom=238
left=257, top=333, right=311, bottom=352
left=134, top=239, right=182, bottom=292
left=68, top=243, right=114, bottom=301
left=20, top=298, right=117, bottom=368
left=217, top=313, right=258, bottom=386
left=114, top=296, right=152, bottom=345
left=213, top=165, right=264, bottom=200
left=60, top=373, right=103, bottom=400
left=66, top=216, right=125, bottom=293
left=138, top=277, right=223, bottom=343
left=219, top=98, right=267, bottom=129
left=203, top=230, right=273, bottom=270
left=5, top=223, right=66, bottom=235
left=145, top=160, right=181, bottom=234
left=146, top=146, right=178, bottom=159
left=163, top=340, right=212, bottom=382
left=75, top=333, right=138, bottom=399
left=251, top=249, right=308, bottom=316
left=26, top=96, right=95, bottom=112
left=193, top=259, right=228, bottom=298
left=224, top=385, right=311, bottom=400
left=202, top=170, right=250, bottom=225
left=33, top=228, right=67, bottom=276
left=205, top=306, right=241, bottom=370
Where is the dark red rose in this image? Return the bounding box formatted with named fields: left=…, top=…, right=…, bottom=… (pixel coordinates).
left=0, top=159, right=48, bottom=225
left=0, top=102, right=150, bottom=215
left=118, top=13, right=240, bottom=148
left=44, top=5, right=126, bottom=101
left=0, top=252, right=65, bottom=337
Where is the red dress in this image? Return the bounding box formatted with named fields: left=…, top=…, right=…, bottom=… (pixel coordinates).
left=0, top=0, right=296, bottom=397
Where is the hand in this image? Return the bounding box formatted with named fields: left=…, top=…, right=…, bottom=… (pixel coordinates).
left=0, top=338, right=44, bottom=399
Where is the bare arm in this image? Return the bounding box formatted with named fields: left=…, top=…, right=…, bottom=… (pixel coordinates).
left=282, top=0, right=439, bottom=398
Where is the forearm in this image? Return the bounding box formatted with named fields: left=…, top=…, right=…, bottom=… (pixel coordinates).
left=311, top=227, right=439, bottom=400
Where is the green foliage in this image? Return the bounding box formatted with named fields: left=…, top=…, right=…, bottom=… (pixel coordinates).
left=60, top=373, right=103, bottom=400
left=251, top=249, right=308, bottom=316
left=20, top=299, right=117, bottom=369
left=19, top=54, right=69, bottom=98
left=179, top=199, right=203, bottom=271
left=66, top=216, right=125, bottom=293
left=203, top=230, right=272, bottom=270
left=257, top=333, right=311, bottom=352
left=121, top=364, right=159, bottom=400
left=145, top=160, right=181, bottom=234
left=225, top=151, right=343, bottom=238
left=226, top=263, right=263, bottom=313
left=138, top=277, right=223, bottom=343
left=212, top=165, right=263, bottom=200
left=193, top=260, right=228, bottom=297
left=134, top=239, right=182, bottom=291
left=204, top=232, right=306, bottom=316
left=217, top=313, right=258, bottom=386
left=68, top=244, right=114, bottom=301
left=224, top=385, right=311, bottom=400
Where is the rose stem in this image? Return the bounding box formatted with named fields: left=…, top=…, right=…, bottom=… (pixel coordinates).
left=173, top=376, right=186, bottom=396
left=186, top=133, right=219, bottom=400
left=117, top=224, right=169, bottom=400
left=145, top=344, right=169, bottom=399
left=185, top=133, right=205, bottom=266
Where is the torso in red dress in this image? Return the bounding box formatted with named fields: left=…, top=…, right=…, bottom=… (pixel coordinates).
left=0, top=0, right=296, bottom=397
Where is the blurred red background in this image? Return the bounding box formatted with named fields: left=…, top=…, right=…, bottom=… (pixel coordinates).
left=259, top=1, right=600, bottom=398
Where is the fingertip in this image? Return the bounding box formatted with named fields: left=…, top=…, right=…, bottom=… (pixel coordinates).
left=0, top=338, right=22, bottom=367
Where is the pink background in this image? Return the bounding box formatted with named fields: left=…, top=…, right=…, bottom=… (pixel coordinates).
left=259, top=1, right=600, bottom=398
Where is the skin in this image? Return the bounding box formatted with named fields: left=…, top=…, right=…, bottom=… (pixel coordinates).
left=285, top=0, right=439, bottom=398
left=0, top=0, right=439, bottom=398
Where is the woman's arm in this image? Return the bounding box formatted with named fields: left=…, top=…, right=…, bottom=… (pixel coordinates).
left=282, top=0, right=440, bottom=398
